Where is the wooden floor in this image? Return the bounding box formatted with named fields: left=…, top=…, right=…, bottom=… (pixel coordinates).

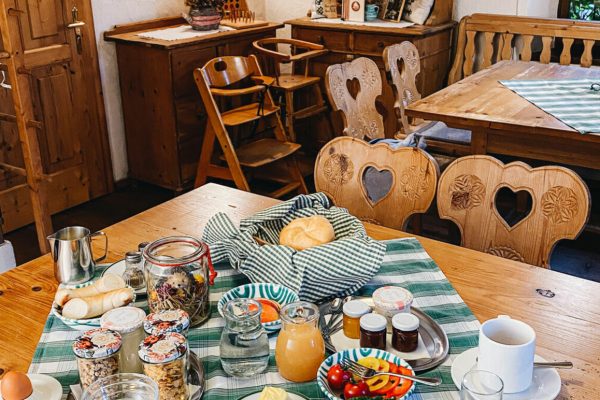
left=5, top=180, right=600, bottom=282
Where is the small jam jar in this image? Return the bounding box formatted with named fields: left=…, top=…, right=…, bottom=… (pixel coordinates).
left=372, top=286, right=414, bottom=320
left=343, top=300, right=371, bottom=339
left=144, top=309, right=190, bottom=337
left=359, top=313, right=387, bottom=350
left=100, top=306, right=146, bottom=374
left=392, top=313, right=420, bottom=352
left=73, top=328, right=122, bottom=390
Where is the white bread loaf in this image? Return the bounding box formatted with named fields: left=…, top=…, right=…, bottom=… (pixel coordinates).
left=279, top=215, right=335, bottom=251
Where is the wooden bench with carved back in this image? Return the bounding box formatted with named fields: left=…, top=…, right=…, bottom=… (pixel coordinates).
left=448, top=13, right=600, bottom=84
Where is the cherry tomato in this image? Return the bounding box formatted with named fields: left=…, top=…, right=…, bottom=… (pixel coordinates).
left=327, top=364, right=352, bottom=390
left=343, top=381, right=370, bottom=399
left=372, top=363, right=401, bottom=395
left=384, top=367, right=414, bottom=398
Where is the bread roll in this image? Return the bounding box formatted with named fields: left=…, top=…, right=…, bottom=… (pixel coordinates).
left=61, top=288, right=134, bottom=319
left=279, top=215, right=335, bottom=251
left=54, top=273, right=126, bottom=307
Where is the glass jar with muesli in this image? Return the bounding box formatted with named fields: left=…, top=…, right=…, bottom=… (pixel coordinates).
left=139, top=332, right=189, bottom=400
left=144, top=309, right=190, bottom=337
left=72, top=328, right=122, bottom=390
left=143, top=236, right=217, bottom=327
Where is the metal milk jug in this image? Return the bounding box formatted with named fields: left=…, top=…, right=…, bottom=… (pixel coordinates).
left=47, top=226, right=108, bottom=284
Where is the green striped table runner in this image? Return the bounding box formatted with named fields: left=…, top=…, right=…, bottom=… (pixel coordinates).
left=500, top=79, right=600, bottom=134
left=29, top=238, right=479, bottom=399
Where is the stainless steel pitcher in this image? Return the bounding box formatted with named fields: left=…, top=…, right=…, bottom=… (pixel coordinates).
left=47, top=226, right=108, bottom=284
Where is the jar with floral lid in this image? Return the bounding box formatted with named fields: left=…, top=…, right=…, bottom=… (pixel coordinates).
left=100, top=306, right=146, bottom=373
left=144, top=236, right=217, bottom=327
left=139, top=332, right=189, bottom=400
left=144, top=309, right=190, bottom=337
left=73, top=328, right=122, bottom=390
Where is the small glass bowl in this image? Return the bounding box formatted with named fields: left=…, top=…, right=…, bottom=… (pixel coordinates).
left=81, top=373, right=159, bottom=400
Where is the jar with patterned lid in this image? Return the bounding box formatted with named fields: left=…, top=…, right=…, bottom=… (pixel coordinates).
left=73, top=328, right=122, bottom=390
left=139, top=332, right=189, bottom=400
left=100, top=306, right=146, bottom=373
left=144, top=309, right=190, bottom=337
left=144, top=236, right=217, bottom=327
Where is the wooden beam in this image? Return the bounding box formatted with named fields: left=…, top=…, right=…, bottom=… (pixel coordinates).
left=0, top=112, right=43, bottom=128
left=0, top=162, right=26, bottom=176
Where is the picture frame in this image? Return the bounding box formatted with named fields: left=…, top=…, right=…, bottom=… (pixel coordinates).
left=380, top=0, right=406, bottom=22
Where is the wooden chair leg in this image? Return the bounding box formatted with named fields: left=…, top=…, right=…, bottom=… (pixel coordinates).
left=270, top=110, right=289, bottom=143
left=218, top=135, right=251, bottom=192
left=314, top=83, right=336, bottom=139
left=195, top=122, right=216, bottom=188
left=284, top=91, right=296, bottom=142
left=287, top=156, right=308, bottom=195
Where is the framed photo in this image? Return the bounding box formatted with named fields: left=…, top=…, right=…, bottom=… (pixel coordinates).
left=381, top=0, right=406, bottom=22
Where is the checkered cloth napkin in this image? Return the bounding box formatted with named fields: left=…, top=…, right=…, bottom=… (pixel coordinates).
left=202, top=193, right=387, bottom=302
left=29, top=238, right=479, bottom=400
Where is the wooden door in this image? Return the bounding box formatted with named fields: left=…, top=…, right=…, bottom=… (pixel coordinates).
left=0, top=0, right=112, bottom=232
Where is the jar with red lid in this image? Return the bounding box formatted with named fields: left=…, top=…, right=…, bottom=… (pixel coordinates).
left=144, top=236, right=217, bottom=327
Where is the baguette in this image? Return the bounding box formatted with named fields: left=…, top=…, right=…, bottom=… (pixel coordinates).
left=61, top=288, right=134, bottom=319
left=54, top=273, right=126, bottom=307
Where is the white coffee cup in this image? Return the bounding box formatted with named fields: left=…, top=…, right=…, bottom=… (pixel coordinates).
left=477, top=315, right=536, bottom=393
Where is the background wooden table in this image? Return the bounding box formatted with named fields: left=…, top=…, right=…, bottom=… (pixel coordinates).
left=1, top=184, right=599, bottom=399
left=406, top=61, right=600, bottom=169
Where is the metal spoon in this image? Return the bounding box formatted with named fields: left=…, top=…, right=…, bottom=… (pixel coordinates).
left=476, top=357, right=572, bottom=369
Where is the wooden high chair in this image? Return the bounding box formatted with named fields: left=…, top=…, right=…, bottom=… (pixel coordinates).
left=194, top=55, right=308, bottom=198
left=252, top=38, right=333, bottom=142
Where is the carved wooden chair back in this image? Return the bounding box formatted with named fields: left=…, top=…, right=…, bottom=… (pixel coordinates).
left=325, top=57, right=385, bottom=140
left=449, top=14, right=600, bottom=84
left=201, top=56, right=257, bottom=88
left=383, top=42, right=422, bottom=134
left=315, top=136, right=439, bottom=230
left=437, top=155, right=590, bottom=268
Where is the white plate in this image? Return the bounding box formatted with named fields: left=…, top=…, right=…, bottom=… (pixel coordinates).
left=102, top=259, right=146, bottom=296
left=451, top=347, right=561, bottom=400
left=0, top=374, right=62, bottom=400
left=239, top=391, right=310, bottom=400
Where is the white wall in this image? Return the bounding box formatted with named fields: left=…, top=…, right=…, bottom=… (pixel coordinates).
left=91, top=0, right=264, bottom=182
left=93, top=0, right=558, bottom=181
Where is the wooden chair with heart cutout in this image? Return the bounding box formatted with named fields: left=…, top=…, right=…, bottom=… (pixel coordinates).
left=314, top=136, right=439, bottom=230
left=325, top=57, right=385, bottom=140
left=437, top=155, right=591, bottom=268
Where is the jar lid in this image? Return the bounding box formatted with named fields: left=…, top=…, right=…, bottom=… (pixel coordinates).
left=101, top=306, right=146, bottom=334
left=392, top=313, right=420, bottom=331
left=360, top=313, right=387, bottom=332
left=343, top=300, right=371, bottom=318
left=73, top=328, right=122, bottom=359
left=139, top=332, right=188, bottom=364
left=125, top=251, right=142, bottom=263
left=144, top=309, right=190, bottom=336
left=372, top=286, right=414, bottom=311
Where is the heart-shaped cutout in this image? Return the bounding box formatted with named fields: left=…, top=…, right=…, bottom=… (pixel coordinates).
left=494, top=187, right=533, bottom=229
left=362, top=166, right=393, bottom=205
left=346, top=77, right=361, bottom=100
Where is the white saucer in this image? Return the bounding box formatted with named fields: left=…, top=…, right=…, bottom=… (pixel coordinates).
left=451, top=348, right=561, bottom=400
left=0, top=374, right=62, bottom=400
left=239, top=392, right=309, bottom=400
left=102, top=259, right=146, bottom=296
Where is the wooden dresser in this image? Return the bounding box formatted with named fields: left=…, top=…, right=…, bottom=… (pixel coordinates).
left=287, top=18, right=456, bottom=137
left=105, top=18, right=282, bottom=192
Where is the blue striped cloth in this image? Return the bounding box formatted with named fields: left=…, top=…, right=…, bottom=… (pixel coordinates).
left=500, top=79, right=600, bottom=134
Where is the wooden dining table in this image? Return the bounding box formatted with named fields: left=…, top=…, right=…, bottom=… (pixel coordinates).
left=406, top=60, right=600, bottom=170
left=0, top=183, right=599, bottom=399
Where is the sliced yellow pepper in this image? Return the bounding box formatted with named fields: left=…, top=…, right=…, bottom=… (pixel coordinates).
left=366, top=375, right=390, bottom=391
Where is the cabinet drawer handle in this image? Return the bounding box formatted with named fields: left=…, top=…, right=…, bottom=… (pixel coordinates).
left=377, top=41, right=385, bottom=49
left=316, top=35, right=324, bottom=44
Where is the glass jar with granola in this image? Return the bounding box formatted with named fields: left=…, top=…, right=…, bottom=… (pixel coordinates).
left=143, top=236, right=217, bottom=327
left=139, top=332, right=189, bottom=400
left=144, top=309, right=190, bottom=337
left=72, top=328, right=122, bottom=390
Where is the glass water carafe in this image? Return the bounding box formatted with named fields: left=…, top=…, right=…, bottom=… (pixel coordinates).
left=219, top=298, right=269, bottom=377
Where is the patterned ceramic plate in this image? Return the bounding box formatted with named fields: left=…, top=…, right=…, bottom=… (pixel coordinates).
left=52, top=280, right=136, bottom=331
left=317, top=348, right=417, bottom=400
left=217, top=283, right=299, bottom=333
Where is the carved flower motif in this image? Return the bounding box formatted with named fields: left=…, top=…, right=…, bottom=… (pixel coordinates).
left=323, top=154, right=354, bottom=185
left=399, top=166, right=430, bottom=200
left=541, top=186, right=578, bottom=224
left=449, top=175, right=486, bottom=210
left=487, top=246, right=525, bottom=262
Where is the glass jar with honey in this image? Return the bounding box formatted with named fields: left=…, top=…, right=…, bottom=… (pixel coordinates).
left=342, top=300, right=371, bottom=339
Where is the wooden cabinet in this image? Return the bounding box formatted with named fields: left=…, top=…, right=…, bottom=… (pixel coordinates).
left=105, top=18, right=282, bottom=191
left=287, top=18, right=456, bottom=137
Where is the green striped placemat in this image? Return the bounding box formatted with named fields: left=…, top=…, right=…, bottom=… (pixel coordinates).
left=29, top=238, right=479, bottom=399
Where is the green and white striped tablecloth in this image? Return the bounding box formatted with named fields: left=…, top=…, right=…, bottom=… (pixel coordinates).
left=500, top=79, right=600, bottom=134
left=29, top=238, right=479, bottom=399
